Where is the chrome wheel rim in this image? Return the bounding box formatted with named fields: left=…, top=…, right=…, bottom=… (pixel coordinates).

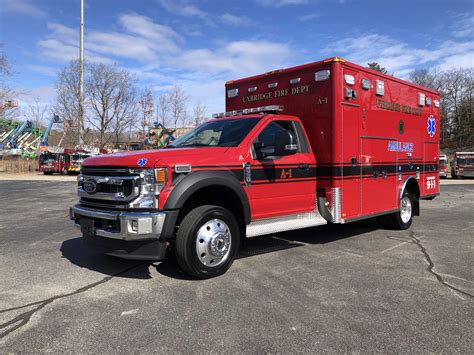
left=195, top=218, right=232, bottom=267
left=400, top=196, right=412, bottom=224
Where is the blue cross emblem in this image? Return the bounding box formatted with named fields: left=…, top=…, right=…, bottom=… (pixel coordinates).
left=137, top=158, right=148, bottom=167
left=427, top=115, right=436, bottom=138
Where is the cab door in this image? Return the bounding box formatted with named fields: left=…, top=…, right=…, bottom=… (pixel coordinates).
left=246, top=119, right=316, bottom=220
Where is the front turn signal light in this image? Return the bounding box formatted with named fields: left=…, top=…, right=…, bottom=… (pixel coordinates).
left=155, top=168, right=168, bottom=191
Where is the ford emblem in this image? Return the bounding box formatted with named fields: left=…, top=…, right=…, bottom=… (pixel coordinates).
left=83, top=179, right=98, bottom=194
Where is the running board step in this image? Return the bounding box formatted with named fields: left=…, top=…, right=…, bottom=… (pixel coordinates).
left=246, top=212, right=327, bottom=238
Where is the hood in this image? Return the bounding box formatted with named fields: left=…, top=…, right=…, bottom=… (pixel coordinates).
left=82, top=147, right=240, bottom=169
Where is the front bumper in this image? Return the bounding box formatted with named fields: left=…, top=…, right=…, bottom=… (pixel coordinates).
left=439, top=170, right=447, bottom=177
left=70, top=205, right=177, bottom=260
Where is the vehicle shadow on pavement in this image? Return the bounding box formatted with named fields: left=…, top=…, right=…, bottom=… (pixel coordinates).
left=239, top=219, right=378, bottom=259
left=155, top=220, right=378, bottom=280
left=60, top=237, right=154, bottom=279
left=61, top=220, right=377, bottom=281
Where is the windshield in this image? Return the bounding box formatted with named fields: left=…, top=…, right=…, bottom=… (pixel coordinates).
left=169, top=118, right=260, bottom=148
left=72, top=154, right=90, bottom=161
left=440, top=159, right=447, bottom=166
left=457, top=158, right=474, bottom=165
left=39, top=153, right=58, bottom=163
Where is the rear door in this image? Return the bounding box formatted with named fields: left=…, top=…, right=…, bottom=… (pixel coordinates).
left=247, top=119, right=316, bottom=219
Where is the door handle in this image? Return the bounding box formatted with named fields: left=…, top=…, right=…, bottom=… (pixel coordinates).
left=298, top=164, right=309, bottom=170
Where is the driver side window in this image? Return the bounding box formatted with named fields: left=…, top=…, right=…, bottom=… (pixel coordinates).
left=252, top=120, right=299, bottom=158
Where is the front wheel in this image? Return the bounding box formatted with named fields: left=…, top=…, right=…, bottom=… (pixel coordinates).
left=378, top=192, right=414, bottom=230
left=175, top=205, right=240, bottom=279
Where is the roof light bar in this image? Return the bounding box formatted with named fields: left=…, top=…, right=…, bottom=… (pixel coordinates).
left=212, top=105, right=284, bottom=119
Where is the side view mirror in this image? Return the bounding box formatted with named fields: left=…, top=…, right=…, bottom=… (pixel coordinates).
left=255, top=130, right=298, bottom=159
left=274, top=130, right=298, bottom=156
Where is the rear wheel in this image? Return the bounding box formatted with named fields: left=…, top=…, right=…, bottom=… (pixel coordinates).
left=378, top=191, right=414, bottom=230
left=175, top=205, right=239, bottom=279
left=43, top=171, right=53, bottom=175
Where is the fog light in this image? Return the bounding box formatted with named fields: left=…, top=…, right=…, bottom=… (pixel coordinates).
left=131, top=219, right=138, bottom=232
left=128, top=217, right=153, bottom=234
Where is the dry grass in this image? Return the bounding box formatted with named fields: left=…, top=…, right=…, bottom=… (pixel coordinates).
left=0, top=158, right=38, bottom=174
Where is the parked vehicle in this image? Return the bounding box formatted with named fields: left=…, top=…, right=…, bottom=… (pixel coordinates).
left=39, top=148, right=74, bottom=175
left=68, top=152, right=92, bottom=174
left=451, top=152, right=474, bottom=178
left=70, top=57, right=440, bottom=278
left=439, top=154, right=448, bottom=178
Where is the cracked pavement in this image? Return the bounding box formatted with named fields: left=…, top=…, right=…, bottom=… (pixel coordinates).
left=0, top=180, right=473, bottom=352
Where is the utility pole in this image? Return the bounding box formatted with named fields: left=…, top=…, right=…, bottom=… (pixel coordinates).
left=79, top=0, right=84, bottom=145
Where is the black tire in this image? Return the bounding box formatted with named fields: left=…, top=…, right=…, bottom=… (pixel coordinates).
left=379, top=191, right=414, bottom=230
left=175, top=205, right=240, bottom=279
left=43, top=171, right=53, bottom=175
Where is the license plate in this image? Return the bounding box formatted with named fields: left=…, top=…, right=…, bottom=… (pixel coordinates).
left=81, top=218, right=95, bottom=237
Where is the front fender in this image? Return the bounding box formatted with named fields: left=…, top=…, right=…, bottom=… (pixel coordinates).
left=163, top=170, right=251, bottom=224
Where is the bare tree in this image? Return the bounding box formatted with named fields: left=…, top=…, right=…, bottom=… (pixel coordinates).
left=138, top=87, right=154, bottom=135
left=54, top=60, right=82, bottom=146
left=409, top=67, right=474, bottom=145
left=157, top=93, right=171, bottom=128
left=192, top=102, right=207, bottom=127
left=408, top=68, right=442, bottom=91
left=168, top=85, right=188, bottom=129
left=0, top=46, right=18, bottom=118
left=86, top=63, right=138, bottom=148
left=440, top=68, right=473, bottom=143
left=24, top=97, right=49, bottom=129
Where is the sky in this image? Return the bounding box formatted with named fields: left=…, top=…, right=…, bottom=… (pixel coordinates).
left=0, top=0, right=473, bottom=117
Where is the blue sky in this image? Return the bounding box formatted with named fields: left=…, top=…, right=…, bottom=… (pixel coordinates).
left=0, top=0, right=473, bottom=116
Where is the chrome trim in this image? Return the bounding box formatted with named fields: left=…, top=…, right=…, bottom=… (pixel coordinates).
left=72, top=205, right=119, bottom=220
left=246, top=211, right=327, bottom=238
left=331, top=187, right=342, bottom=223
left=78, top=175, right=140, bottom=202
left=71, top=205, right=166, bottom=240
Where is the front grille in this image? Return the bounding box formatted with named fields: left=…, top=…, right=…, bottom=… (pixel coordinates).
left=81, top=166, right=131, bottom=176
left=78, top=166, right=141, bottom=209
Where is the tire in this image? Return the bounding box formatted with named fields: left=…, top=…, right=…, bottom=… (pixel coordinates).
left=175, top=205, right=240, bottom=279
left=381, top=191, right=414, bottom=230
left=43, top=171, right=53, bottom=175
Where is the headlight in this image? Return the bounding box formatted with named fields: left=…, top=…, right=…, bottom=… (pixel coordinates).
left=129, top=168, right=169, bottom=208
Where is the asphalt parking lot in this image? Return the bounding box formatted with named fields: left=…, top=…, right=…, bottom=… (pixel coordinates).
left=0, top=180, right=473, bottom=352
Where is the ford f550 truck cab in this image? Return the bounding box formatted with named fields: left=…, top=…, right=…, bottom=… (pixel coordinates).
left=70, top=57, right=440, bottom=278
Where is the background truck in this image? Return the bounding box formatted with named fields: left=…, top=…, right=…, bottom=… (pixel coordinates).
left=39, top=147, right=74, bottom=175
left=70, top=57, right=440, bottom=279
left=439, top=154, right=448, bottom=178
left=450, top=152, right=474, bottom=178
left=68, top=151, right=92, bottom=174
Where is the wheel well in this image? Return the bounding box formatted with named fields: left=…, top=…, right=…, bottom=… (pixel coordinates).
left=176, top=185, right=246, bottom=239
left=403, top=178, right=420, bottom=216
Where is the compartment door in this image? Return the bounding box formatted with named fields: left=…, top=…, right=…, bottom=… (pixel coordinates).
left=423, top=142, right=440, bottom=196
left=361, top=137, right=398, bottom=215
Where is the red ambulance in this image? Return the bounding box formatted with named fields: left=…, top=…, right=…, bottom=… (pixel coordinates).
left=70, top=57, right=440, bottom=278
